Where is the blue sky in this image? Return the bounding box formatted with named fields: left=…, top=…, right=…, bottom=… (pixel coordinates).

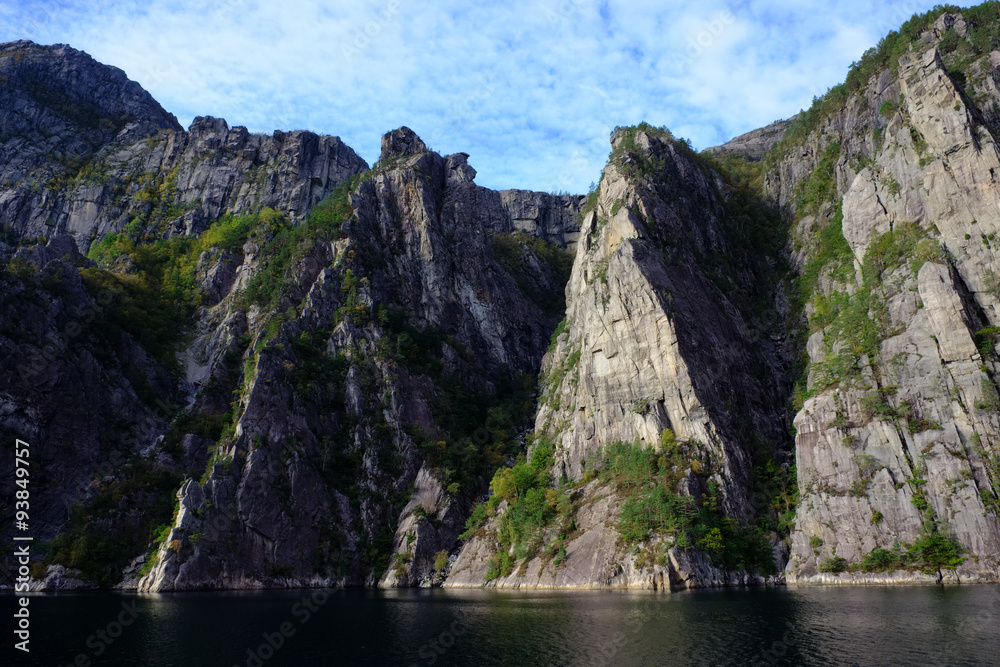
left=1, top=0, right=949, bottom=192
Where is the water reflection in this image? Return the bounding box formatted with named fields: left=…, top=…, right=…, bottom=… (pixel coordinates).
left=4, top=585, right=998, bottom=666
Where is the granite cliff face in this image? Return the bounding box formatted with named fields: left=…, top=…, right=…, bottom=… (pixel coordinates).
left=704, top=118, right=795, bottom=161
left=135, top=127, right=573, bottom=591
left=498, top=189, right=583, bottom=250
left=0, top=43, right=581, bottom=591
left=5, top=7, right=1000, bottom=592
left=447, top=126, right=797, bottom=589
left=767, top=12, right=1000, bottom=583
left=0, top=40, right=181, bottom=166
left=533, top=130, right=792, bottom=489
left=0, top=235, right=178, bottom=543
left=449, top=8, right=1000, bottom=589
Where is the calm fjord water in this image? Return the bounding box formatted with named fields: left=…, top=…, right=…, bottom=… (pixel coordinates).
left=5, top=585, right=999, bottom=666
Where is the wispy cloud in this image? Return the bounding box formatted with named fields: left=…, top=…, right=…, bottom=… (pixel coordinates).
left=1, top=0, right=948, bottom=192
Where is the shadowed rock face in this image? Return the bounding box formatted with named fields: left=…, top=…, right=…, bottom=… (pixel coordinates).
left=0, top=234, right=180, bottom=549
left=134, top=134, right=575, bottom=591
left=0, top=41, right=182, bottom=152
left=498, top=189, right=583, bottom=250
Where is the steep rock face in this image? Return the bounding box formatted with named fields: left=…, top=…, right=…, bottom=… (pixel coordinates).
left=2, top=113, right=370, bottom=250
left=448, top=127, right=795, bottom=589
left=10, top=10, right=1000, bottom=593
left=498, top=189, right=583, bottom=250
left=0, top=235, right=182, bottom=586
left=136, top=129, right=570, bottom=591
left=0, top=43, right=584, bottom=592
left=772, top=14, right=1000, bottom=582
left=537, top=130, right=791, bottom=496
left=0, top=40, right=181, bottom=163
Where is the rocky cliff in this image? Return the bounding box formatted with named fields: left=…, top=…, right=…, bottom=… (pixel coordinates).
left=498, top=189, right=583, bottom=250
left=0, top=43, right=581, bottom=591
left=133, top=127, right=572, bottom=591
left=448, top=8, right=1000, bottom=589
left=704, top=117, right=795, bottom=160
left=446, top=125, right=797, bottom=589
left=767, top=10, right=1000, bottom=583
left=6, top=5, right=1000, bottom=593
left=0, top=234, right=180, bottom=543
left=0, top=42, right=372, bottom=250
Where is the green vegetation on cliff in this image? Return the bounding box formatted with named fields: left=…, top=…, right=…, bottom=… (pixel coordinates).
left=604, top=435, right=795, bottom=574
left=802, top=222, right=944, bottom=399
left=241, top=174, right=360, bottom=310
left=478, top=437, right=570, bottom=580
left=467, top=431, right=797, bottom=579
left=491, top=231, right=573, bottom=320
left=767, top=2, right=1000, bottom=164
left=43, top=460, right=183, bottom=585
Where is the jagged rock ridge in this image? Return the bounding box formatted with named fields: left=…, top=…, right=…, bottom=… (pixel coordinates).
left=135, top=126, right=573, bottom=590
left=0, top=44, right=581, bottom=590
left=704, top=117, right=795, bottom=160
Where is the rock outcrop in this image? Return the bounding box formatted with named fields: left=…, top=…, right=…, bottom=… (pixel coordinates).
left=0, top=42, right=370, bottom=250
left=498, top=189, right=583, bottom=250
left=704, top=117, right=795, bottom=160
left=0, top=233, right=182, bottom=586
left=134, top=130, right=573, bottom=591
left=534, top=129, right=791, bottom=492
left=0, top=45, right=580, bottom=591
left=447, top=478, right=766, bottom=590
left=768, top=12, right=1000, bottom=583
left=0, top=40, right=181, bottom=160
left=447, top=126, right=796, bottom=589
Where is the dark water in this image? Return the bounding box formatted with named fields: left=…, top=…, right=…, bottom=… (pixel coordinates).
left=4, top=585, right=999, bottom=666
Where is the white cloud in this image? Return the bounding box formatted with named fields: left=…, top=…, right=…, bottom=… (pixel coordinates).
left=0, top=0, right=949, bottom=191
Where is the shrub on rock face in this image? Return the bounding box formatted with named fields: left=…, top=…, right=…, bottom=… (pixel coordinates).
left=861, top=544, right=903, bottom=572
left=818, top=556, right=849, bottom=573
left=433, top=551, right=449, bottom=573
left=907, top=531, right=966, bottom=574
